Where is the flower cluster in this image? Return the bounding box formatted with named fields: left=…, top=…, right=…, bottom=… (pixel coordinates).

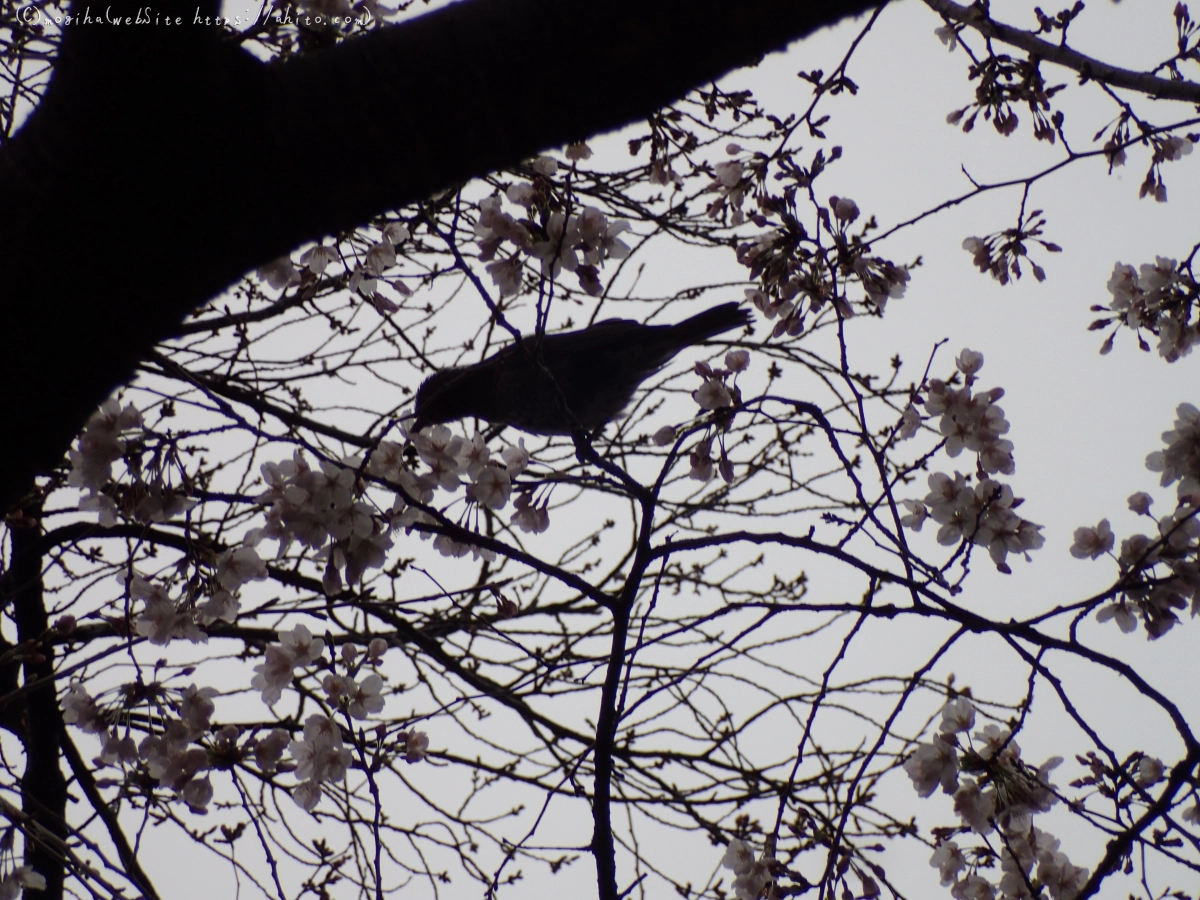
left=1146, top=402, right=1200, bottom=502
left=373, top=427, right=541, bottom=547
left=1098, top=257, right=1199, bottom=362
left=68, top=400, right=200, bottom=526
left=1092, top=506, right=1200, bottom=638
left=705, top=152, right=751, bottom=226
left=854, top=254, right=912, bottom=313
left=475, top=166, right=632, bottom=298
left=259, top=219, right=412, bottom=314
left=1134, top=133, right=1195, bottom=203
left=930, top=828, right=1088, bottom=900
left=257, top=450, right=393, bottom=590
left=68, top=399, right=142, bottom=516
left=961, top=211, right=1061, bottom=286
left=899, top=351, right=1042, bottom=572
left=124, top=546, right=263, bottom=646
left=918, top=350, right=1015, bottom=474
left=657, top=349, right=751, bottom=483
left=397, top=729, right=430, bottom=763
left=290, top=714, right=354, bottom=811
left=65, top=682, right=223, bottom=814
left=251, top=624, right=328, bottom=706
left=901, top=472, right=1043, bottom=573
left=322, top=641, right=387, bottom=720
left=736, top=195, right=910, bottom=336
left=129, top=574, right=208, bottom=646
left=62, top=680, right=108, bottom=733
left=719, top=838, right=774, bottom=900
left=63, top=648, right=407, bottom=819
left=907, top=699, right=1088, bottom=900
left=1075, top=405, right=1200, bottom=638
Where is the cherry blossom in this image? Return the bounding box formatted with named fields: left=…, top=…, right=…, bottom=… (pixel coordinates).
left=181, top=775, right=213, bottom=813
left=216, top=546, right=268, bottom=591
left=565, top=141, right=593, bottom=160
left=530, top=211, right=581, bottom=279
left=531, top=155, right=558, bottom=176
left=282, top=624, right=326, bottom=666
left=693, top=378, right=732, bottom=410
left=131, top=576, right=207, bottom=646
left=1135, top=755, right=1164, bottom=786
left=725, top=349, right=750, bottom=372
left=382, top=221, right=409, bottom=244
left=399, top=730, right=429, bottom=763
left=505, top=182, right=535, bottom=205
left=953, top=777, right=995, bottom=835
left=949, top=874, right=995, bottom=900
left=198, top=590, right=239, bottom=625
left=255, top=256, right=299, bottom=290
left=252, top=625, right=326, bottom=706
left=830, top=195, right=859, bottom=223
left=1096, top=602, right=1138, bottom=633
left=254, top=729, right=291, bottom=774
left=1069, top=519, right=1114, bottom=559
left=469, top=463, right=512, bottom=510
left=485, top=255, right=524, bottom=297
left=904, top=734, right=959, bottom=797
left=0, top=867, right=46, bottom=899
left=501, top=438, right=529, bottom=475
left=292, top=779, right=323, bottom=812
left=414, top=425, right=466, bottom=491
left=348, top=674, right=385, bottom=719
left=433, top=533, right=471, bottom=558
left=897, top=404, right=922, bottom=440
left=689, top=441, right=715, bottom=482
left=940, top=697, right=976, bottom=734
left=721, top=838, right=754, bottom=875
left=322, top=672, right=354, bottom=704
left=300, top=244, right=337, bottom=274
left=68, top=399, right=142, bottom=494
left=733, top=862, right=773, bottom=900
left=900, top=499, right=929, bottom=530
left=956, top=348, right=984, bottom=377
left=1146, top=403, right=1200, bottom=500
left=363, top=240, right=396, bottom=276
left=653, top=426, right=677, bottom=447
left=180, top=684, right=217, bottom=738
left=1161, top=134, right=1194, bottom=161
left=1128, top=491, right=1153, bottom=515
left=511, top=492, right=550, bottom=533
left=291, top=714, right=352, bottom=786
left=100, top=729, right=138, bottom=766
left=62, top=682, right=106, bottom=733
left=930, top=841, right=966, bottom=886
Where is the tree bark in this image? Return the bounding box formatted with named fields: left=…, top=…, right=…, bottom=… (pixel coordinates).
left=2, top=503, right=69, bottom=898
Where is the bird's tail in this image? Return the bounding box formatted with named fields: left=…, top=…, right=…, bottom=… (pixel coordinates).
left=670, top=302, right=752, bottom=344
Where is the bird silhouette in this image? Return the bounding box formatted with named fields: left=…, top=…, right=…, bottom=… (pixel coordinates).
left=411, top=302, right=750, bottom=436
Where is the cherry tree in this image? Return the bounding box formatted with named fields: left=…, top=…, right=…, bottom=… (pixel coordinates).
left=1, top=1, right=1199, bottom=900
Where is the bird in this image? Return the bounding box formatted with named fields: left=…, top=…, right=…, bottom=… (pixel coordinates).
left=410, top=302, right=751, bottom=436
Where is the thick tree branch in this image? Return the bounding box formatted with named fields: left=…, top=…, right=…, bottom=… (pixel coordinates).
left=924, top=0, right=1200, bottom=102
left=3, top=506, right=68, bottom=898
